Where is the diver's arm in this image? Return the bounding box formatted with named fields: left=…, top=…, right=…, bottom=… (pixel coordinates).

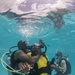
left=60, top=60, right=67, bottom=73
left=50, top=60, right=66, bottom=73
left=15, top=50, right=41, bottom=64
left=50, top=64, right=60, bottom=70
left=54, top=60, right=66, bottom=73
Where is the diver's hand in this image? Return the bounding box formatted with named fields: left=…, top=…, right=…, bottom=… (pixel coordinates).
left=18, top=62, right=31, bottom=73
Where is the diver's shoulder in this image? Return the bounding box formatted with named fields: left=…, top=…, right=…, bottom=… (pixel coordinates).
left=15, top=50, right=23, bottom=54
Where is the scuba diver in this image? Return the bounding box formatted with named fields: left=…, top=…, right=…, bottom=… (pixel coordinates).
left=54, top=51, right=71, bottom=75
left=6, top=40, right=43, bottom=75
left=26, top=39, right=56, bottom=75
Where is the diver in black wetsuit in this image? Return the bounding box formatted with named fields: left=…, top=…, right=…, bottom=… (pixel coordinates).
left=8, top=40, right=41, bottom=75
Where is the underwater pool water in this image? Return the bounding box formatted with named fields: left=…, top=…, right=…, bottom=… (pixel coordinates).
left=0, top=12, right=75, bottom=75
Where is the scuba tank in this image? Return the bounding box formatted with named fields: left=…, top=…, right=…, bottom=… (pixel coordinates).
left=6, top=56, right=11, bottom=66
left=5, top=53, right=13, bottom=75
left=5, top=52, right=11, bottom=66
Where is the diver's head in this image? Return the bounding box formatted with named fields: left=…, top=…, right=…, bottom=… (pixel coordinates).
left=55, top=51, right=62, bottom=59
left=31, top=43, right=42, bottom=55
left=18, top=40, right=27, bottom=52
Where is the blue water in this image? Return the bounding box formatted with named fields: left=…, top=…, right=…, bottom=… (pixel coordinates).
left=0, top=13, right=75, bottom=75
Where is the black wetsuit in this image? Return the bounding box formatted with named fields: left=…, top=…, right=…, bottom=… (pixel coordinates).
left=10, top=51, right=22, bottom=75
